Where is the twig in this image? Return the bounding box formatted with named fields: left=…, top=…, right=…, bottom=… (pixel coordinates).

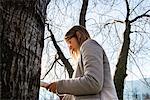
left=41, top=57, right=59, bottom=80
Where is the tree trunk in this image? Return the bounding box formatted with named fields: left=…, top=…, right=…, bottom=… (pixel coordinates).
left=113, top=1, right=131, bottom=99
left=0, top=0, right=50, bottom=99
left=79, top=0, right=89, bottom=27
left=114, top=20, right=131, bottom=100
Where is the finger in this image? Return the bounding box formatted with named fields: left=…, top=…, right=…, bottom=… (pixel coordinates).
left=47, top=83, right=53, bottom=91
left=49, top=83, right=55, bottom=89
left=46, top=84, right=51, bottom=90
left=49, top=86, right=55, bottom=92
left=49, top=83, right=56, bottom=92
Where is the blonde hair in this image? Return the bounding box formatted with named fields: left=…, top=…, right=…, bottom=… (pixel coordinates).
left=65, top=25, right=91, bottom=62
left=65, top=25, right=91, bottom=46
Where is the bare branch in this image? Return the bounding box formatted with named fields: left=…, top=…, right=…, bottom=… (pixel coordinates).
left=104, top=20, right=124, bottom=28
left=127, top=65, right=150, bottom=88
left=114, top=23, right=122, bottom=43
left=132, top=24, right=150, bottom=35
left=41, top=56, right=59, bottom=80
left=130, top=10, right=150, bottom=23
left=130, top=0, right=145, bottom=14
left=129, top=52, right=150, bottom=88
left=57, top=60, right=63, bottom=66
left=45, top=23, right=74, bottom=78
left=114, top=20, right=124, bottom=23
left=44, top=35, right=51, bottom=40
left=125, top=0, right=130, bottom=20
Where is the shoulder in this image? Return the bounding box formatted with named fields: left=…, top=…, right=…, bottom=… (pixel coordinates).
left=80, top=39, right=103, bottom=55
left=80, top=39, right=102, bottom=51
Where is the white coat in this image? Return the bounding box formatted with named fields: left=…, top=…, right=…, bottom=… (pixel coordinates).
left=57, top=39, right=118, bottom=100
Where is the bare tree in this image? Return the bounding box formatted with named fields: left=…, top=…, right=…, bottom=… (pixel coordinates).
left=0, top=0, right=50, bottom=99
left=113, top=0, right=150, bottom=99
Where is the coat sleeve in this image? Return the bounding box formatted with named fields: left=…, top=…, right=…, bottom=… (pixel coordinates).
left=57, top=40, right=104, bottom=96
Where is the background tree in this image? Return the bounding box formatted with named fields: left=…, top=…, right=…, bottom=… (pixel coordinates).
left=0, top=0, right=50, bottom=99
left=113, top=0, right=150, bottom=99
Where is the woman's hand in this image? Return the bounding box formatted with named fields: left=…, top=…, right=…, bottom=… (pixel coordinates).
left=47, top=82, right=57, bottom=93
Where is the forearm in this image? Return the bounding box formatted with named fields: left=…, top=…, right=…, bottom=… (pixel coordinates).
left=56, top=74, right=103, bottom=95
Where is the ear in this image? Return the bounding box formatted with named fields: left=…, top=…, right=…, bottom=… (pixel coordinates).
left=75, top=31, right=82, bottom=45
left=75, top=31, right=81, bottom=39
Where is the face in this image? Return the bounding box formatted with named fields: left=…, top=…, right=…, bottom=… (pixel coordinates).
left=66, top=37, right=80, bottom=54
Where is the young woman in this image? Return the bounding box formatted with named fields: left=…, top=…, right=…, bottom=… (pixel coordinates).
left=42, top=25, right=118, bottom=100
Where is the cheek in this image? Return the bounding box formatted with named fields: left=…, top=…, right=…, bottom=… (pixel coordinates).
left=73, top=42, right=79, bottom=49
left=75, top=42, right=79, bottom=47
left=73, top=39, right=79, bottom=47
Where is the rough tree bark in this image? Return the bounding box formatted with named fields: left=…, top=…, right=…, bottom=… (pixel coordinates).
left=0, top=0, right=50, bottom=99
left=114, top=1, right=130, bottom=99
left=114, top=21, right=130, bottom=100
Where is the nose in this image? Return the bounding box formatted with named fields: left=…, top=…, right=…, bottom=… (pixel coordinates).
left=68, top=44, right=72, bottom=50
